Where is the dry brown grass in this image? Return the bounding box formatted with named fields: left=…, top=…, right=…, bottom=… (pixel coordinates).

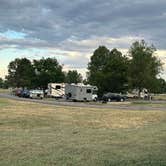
left=0, top=98, right=166, bottom=130
left=0, top=88, right=10, bottom=94
left=0, top=98, right=166, bottom=166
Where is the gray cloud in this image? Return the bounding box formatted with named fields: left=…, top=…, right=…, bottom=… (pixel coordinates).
left=0, top=0, right=166, bottom=49
left=0, top=0, right=166, bottom=78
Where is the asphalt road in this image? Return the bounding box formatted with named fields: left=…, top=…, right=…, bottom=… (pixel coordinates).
left=0, top=93, right=166, bottom=111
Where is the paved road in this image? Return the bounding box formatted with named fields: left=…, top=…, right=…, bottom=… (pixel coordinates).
left=0, top=93, right=166, bottom=111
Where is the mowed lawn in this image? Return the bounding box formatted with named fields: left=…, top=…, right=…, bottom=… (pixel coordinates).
left=0, top=98, right=166, bottom=166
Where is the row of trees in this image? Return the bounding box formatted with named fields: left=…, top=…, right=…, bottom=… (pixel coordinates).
left=87, top=40, right=165, bottom=95
left=5, top=58, right=82, bottom=89
left=3, top=40, right=166, bottom=95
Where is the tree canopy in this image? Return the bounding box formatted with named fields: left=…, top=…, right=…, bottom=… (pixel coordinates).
left=88, top=46, right=129, bottom=95
left=6, top=57, right=65, bottom=89
left=5, top=40, right=165, bottom=95
left=65, top=70, right=82, bottom=84
left=33, top=58, right=65, bottom=89
left=6, top=58, right=35, bottom=88
left=128, top=40, right=162, bottom=94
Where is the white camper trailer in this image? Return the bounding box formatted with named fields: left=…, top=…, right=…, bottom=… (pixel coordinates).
left=65, top=83, right=98, bottom=101
left=47, top=83, right=65, bottom=98
left=127, top=88, right=149, bottom=99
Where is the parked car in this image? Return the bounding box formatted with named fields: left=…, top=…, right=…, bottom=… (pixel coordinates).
left=29, top=90, right=44, bottom=99
left=15, top=89, right=22, bottom=97
left=102, top=92, right=126, bottom=102
left=20, top=89, right=30, bottom=98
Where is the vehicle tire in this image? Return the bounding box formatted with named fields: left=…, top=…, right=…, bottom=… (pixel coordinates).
left=120, top=98, right=124, bottom=102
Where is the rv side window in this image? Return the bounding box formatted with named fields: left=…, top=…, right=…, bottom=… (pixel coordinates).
left=86, top=89, right=92, bottom=93
left=56, top=85, right=61, bottom=89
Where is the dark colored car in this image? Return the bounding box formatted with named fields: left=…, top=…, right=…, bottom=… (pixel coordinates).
left=20, top=90, right=30, bottom=98
left=102, top=92, right=126, bottom=102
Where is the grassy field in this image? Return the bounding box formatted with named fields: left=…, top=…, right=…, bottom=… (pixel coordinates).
left=0, top=88, right=10, bottom=94
left=0, top=98, right=166, bottom=166
left=153, top=94, right=166, bottom=100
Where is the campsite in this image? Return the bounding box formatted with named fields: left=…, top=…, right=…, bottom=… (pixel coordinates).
left=0, top=88, right=166, bottom=165
left=0, top=41, right=166, bottom=166
left=1, top=1, right=166, bottom=165
left=0, top=40, right=166, bottom=165
left=0, top=93, right=166, bottom=166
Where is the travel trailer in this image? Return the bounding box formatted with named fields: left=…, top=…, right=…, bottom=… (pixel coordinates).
left=47, top=83, right=65, bottom=98
left=127, top=88, right=149, bottom=99
left=65, top=83, right=98, bottom=101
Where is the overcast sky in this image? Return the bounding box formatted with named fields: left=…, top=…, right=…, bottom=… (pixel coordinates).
left=0, top=0, right=166, bottom=79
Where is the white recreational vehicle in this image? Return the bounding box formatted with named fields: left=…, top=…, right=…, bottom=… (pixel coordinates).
left=127, top=88, right=149, bottom=99
left=65, top=83, right=98, bottom=101
left=47, top=83, right=65, bottom=98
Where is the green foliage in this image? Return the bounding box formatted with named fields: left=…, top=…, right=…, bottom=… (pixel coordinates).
left=6, top=58, right=35, bottom=88
left=152, top=78, right=166, bottom=93
left=128, top=40, right=162, bottom=93
left=65, top=70, right=82, bottom=84
left=0, top=78, right=3, bottom=88
left=88, top=46, right=129, bottom=95
left=0, top=79, right=9, bottom=89
left=33, top=57, right=65, bottom=89
left=6, top=57, right=65, bottom=89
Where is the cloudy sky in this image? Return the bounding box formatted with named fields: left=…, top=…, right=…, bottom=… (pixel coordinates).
left=0, top=0, right=166, bottom=79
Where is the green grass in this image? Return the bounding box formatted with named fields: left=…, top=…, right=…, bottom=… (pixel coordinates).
left=0, top=98, right=166, bottom=166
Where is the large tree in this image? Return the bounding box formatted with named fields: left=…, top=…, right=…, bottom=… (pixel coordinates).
left=65, top=70, right=82, bottom=84
left=33, top=57, right=65, bottom=89
left=88, top=46, right=129, bottom=96
left=128, top=40, right=162, bottom=94
left=6, top=58, right=35, bottom=88
left=102, top=49, right=129, bottom=93
left=88, top=46, right=110, bottom=88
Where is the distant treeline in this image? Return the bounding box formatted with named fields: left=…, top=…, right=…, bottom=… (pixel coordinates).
left=1, top=40, right=166, bottom=95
